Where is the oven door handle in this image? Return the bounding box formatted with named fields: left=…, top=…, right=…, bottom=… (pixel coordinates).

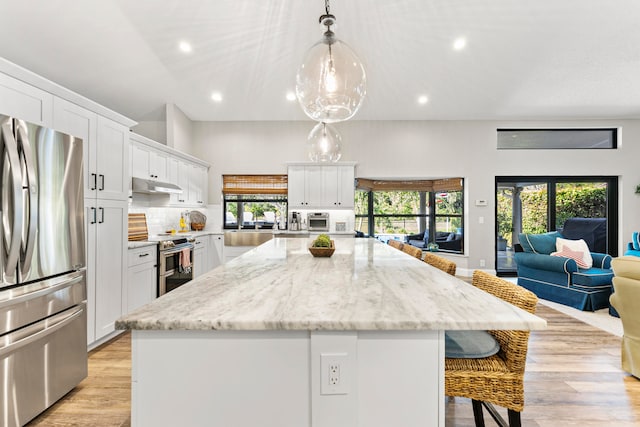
left=161, top=245, right=194, bottom=256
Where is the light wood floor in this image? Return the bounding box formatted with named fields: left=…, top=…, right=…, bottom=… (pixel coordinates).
left=27, top=304, right=640, bottom=427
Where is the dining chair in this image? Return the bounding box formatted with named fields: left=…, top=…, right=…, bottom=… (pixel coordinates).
left=388, top=239, right=404, bottom=251
left=423, top=252, right=457, bottom=276
left=445, top=270, right=538, bottom=427
left=402, top=244, right=423, bottom=260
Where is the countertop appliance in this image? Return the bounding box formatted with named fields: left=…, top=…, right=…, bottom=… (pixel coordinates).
left=307, top=212, right=330, bottom=231
left=0, top=116, right=87, bottom=426
left=148, top=234, right=195, bottom=296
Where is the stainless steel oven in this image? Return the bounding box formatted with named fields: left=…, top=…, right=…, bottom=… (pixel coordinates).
left=307, top=212, right=330, bottom=231
left=157, top=237, right=195, bottom=296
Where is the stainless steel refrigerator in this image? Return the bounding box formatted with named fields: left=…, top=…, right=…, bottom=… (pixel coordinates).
left=0, top=116, right=87, bottom=426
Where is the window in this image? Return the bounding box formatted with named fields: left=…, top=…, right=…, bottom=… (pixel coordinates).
left=223, top=175, right=287, bottom=230
left=495, top=176, right=618, bottom=276
left=355, top=178, right=464, bottom=253
left=497, top=129, right=617, bottom=149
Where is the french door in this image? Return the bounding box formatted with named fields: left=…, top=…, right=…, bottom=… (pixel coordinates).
left=495, top=176, right=618, bottom=276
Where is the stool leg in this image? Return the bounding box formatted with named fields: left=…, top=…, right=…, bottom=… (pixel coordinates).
left=472, top=400, right=485, bottom=427
left=508, top=409, right=521, bottom=427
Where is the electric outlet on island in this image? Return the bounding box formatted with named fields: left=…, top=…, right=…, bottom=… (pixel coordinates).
left=321, top=353, right=349, bottom=395
left=479, top=259, right=486, bottom=267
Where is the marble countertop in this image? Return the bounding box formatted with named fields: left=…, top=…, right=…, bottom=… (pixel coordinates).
left=127, top=241, right=158, bottom=249
left=116, top=238, right=546, bottom=332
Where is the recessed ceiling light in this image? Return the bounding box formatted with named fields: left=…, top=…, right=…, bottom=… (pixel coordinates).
left=179, top=41, right=192, bottom=53
left=453, top=37, right=466, bottom=51
left=211, top=92, right=223, bottom=102
left=417, top=95, right=429, bottom=105
left=286, top=92, right=297, bottom=101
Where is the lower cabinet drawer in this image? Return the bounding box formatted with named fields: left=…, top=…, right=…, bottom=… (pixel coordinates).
left=128, top=246, right=157, bottom=268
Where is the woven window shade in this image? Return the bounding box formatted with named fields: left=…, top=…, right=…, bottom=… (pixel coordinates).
left=222, top=175, right=288, bottom=195
left=356, top=178, right=463, bottom=192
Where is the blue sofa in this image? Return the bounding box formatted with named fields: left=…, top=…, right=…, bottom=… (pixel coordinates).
left=624, top=232, right=640, bottom=257
left=515, top=231, right=613, bottom=311
left=406, top=231, right=462, bottom=252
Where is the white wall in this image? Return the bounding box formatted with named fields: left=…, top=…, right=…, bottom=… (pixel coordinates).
left=167, top=103, right=195, bottom=154
left=133, top=121, right=167, bottom=145
left=191, top=119, right=640, bottom=272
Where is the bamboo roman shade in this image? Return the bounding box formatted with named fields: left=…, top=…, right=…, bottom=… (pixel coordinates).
left=222, top=174, right=288, bottom=195
left=356, top=177, right=463, bottom=192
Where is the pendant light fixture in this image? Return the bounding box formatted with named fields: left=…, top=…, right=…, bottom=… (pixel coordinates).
left=296, top=0, right=366, bottom=123
left=307, top=122, right=342, bottom=163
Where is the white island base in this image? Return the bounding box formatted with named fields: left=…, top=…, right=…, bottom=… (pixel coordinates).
left=131, top=329, right=444, bottom=427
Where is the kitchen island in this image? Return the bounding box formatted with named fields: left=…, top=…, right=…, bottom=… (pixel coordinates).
left=117, top=237, right=545, bottom=427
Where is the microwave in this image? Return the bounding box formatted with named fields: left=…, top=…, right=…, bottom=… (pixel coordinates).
left=307, top=212, right=330, bottom=231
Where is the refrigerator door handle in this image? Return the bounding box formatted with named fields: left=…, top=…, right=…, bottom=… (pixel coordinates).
left=0, top=305, right=84, bottom=358
left=91, top=173, right=97, bottom=191
left=1, top=122, right=24, bottom=279
left=90, top=207, right=97, bottom=224
left=98, top=207, right=104, bottom=224
left=16, top=124, right=38, bottom=275
left=99, top=174, right=104, bottom=191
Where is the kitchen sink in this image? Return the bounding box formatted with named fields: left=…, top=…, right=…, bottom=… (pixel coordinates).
left=224, top=231, right=274, bottom=247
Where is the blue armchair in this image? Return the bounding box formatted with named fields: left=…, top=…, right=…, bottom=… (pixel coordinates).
left=624, top=232, right=640, bottom=257
left=515, top=231, right=613, bottom=311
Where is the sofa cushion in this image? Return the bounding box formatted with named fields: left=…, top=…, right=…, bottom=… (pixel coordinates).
left=572, top=268, right=614, bottom=288
left=612, top=256, right=640, bottom=280
left=552, top=237, right=593, bottom=268
left=519, top=231, right=562, bottom=254
left=444, top=330, right=500, bottom=359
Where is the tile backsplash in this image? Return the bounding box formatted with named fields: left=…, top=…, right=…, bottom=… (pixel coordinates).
left=129, top=204, right=222, bottom=235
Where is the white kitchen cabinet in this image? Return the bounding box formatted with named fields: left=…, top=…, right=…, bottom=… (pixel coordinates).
left=55, top=99, right=129, bottom=201
left=193, top=236, right=208, bottom=278
left=167, top=157, right=180, bottom=204
left=85, top=199, right=128, bottom=344
left=188, top=164, right=208, bottom=206
left=322, top=165, right=355, bottom=208
left=209, top=234, right=224, bottom=269
left=288, top=164, right=355, bottom=209
left=53, top=98, right=98, bottom=196
left=288, top=165, right=323, bottom=208
left=0, top=72, right=53, bottom=127
left=176, top=160, right=190, bottom=204
left=131, top=138, right=169, bottom=182
left=95, top=116, right=129, bottom=201
left=126, top=246, right=157, bottom=313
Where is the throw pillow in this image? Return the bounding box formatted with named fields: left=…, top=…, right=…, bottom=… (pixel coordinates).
left=551, top=237, right=593, bottom=269
left=633, top=231, right=640, bottom=251
left=519, top=231, right=562, bottom=254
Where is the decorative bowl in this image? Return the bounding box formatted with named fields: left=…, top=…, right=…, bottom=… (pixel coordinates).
left=309, top=240, right=335, bottom=257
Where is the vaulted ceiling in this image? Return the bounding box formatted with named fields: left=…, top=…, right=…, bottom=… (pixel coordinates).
left=1, top=0, right=638, bottom=122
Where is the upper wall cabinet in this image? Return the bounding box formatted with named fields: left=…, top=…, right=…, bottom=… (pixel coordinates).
left=131, top=135, right=169, bottom=182
left=0, top=72, right=53, bottom=127
left=53, top=99, right=129, bottom=201
left=288, top=163, right=355, bottom=209
left=130, top=132, right=210, bottom=207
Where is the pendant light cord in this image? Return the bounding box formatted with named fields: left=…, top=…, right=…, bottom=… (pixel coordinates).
left=325, top=0, right=330, bottom=15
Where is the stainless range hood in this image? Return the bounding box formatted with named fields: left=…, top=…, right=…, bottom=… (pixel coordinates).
left=132, top=177, right=183, bottom=194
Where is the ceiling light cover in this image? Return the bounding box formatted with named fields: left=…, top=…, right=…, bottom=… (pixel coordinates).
left=307, top=122, right=342, bottom=162
left=296, top=2, right=366, bottom=123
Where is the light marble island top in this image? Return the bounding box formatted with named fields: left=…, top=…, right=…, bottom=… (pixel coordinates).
left=116, top=237, right=546, bottom=332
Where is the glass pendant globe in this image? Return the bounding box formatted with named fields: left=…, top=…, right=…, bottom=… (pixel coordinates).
left=296, top=30, right=366, bottom=123
left=307, top=122, right=342, bottom=163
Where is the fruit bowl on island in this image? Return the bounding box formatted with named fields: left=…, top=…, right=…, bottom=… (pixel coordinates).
left=308, top=234, right=335, bottom=257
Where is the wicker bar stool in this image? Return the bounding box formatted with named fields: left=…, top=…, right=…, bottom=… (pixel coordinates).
left=401, top=244, right=423, bottom=259
left=445, top=270, right=538, bottom=427
left=423, top=252, right=457, bottom=276
left=388, top=239, right=404, bottom=251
